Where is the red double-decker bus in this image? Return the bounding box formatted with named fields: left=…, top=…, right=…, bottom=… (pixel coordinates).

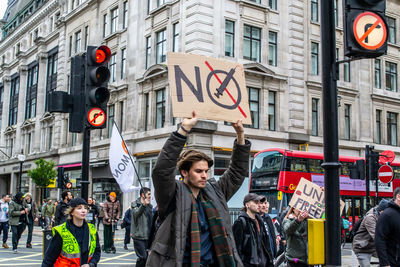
left=250, top=148, right=400, bottom=223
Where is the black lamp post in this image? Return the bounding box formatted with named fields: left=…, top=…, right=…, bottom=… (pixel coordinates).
left=17, top=154, right=25, bottom=192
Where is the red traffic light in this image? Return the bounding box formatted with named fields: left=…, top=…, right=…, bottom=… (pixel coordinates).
left=90, top=46, right=111, bottom=64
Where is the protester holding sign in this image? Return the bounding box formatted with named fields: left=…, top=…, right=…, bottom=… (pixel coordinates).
left=283, top=207, right=309, bottom=267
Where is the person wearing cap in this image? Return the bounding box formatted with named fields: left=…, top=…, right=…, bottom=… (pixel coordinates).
left=232, top=193, right=273, bottom=267
left=8, top=192, right=28, bottom=253
left=258, top=197, right=280, bottom=261
left=54, top=190, right=72, bottom=226
left=352, top=199, right=389, bottom=267
left=41, top=197, right=101, bottom=267
left=375, top=187, right=400, bottom=267
left=147, top=111, right=251, bottom=266
left=103, top=192, right=120, bottom=253
left=22, top=193, right=38, bottom=248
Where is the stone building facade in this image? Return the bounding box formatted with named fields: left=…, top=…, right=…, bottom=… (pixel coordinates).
left=0, top=0, right=399, bottom=209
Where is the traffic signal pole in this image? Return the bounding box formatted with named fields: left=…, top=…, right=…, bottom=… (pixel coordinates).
left=320, top=0, right=341, bottom=266
left=81, top=128, right=90, bottom=201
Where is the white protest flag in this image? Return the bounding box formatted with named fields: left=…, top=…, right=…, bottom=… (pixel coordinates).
left=109, top=122, right=140, bottom=193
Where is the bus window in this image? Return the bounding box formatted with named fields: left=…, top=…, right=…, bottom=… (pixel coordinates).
left=252, top=151, right=283, bottom=173
left=309, top=159, right=324, bottom=174
left=392, top=166, right=400, bottom=179
left=287, top=157, right=308, bottom=172
left=340, top=161, right=352, bottom=176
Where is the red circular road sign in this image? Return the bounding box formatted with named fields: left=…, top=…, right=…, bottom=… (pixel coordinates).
left=378, top=165, right=394, bottom=184
left=379, top=150, right=395, bottom=165
left=353, top=11, right=387, bottom=50
left=87, top=108, right=106, bottom=127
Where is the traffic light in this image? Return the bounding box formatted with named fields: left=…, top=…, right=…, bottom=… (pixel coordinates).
left=369, top=150, right=380, bottom=180
left=343, top=0, right=387, bottom=58
left=57, top=167, right=65, bottom=189
left=349, top=159, right=365, bottom=180
left=69, top=55, right=86, bottom=133
left=84, top=46, right=111, bottom=129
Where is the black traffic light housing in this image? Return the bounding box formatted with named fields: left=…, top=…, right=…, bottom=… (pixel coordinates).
left=369, top=150, right=380, bottom=180
left=349, top=159, right=366, bottom=180
left=343, top=0, right=387, bottom=58
left=84, top=46, right=111, bottom=129
left=57, top=167, right=65, bottom=189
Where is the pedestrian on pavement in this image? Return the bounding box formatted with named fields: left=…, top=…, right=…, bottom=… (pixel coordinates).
left=87, top=197, right=99, bottom=225
left=352, top=199, right=389, bottom=267
left=97, top=203, right=104, bottom=231
left=41, top=197, right=101, bottom=267
left=54, top=190, right=72, bottom=226
left=22, top=193, right=39, bottom=248
left=122, top=206, right=132, bottom=250
left=233, top=193, right=274, bottom=267
left=103, top=192, right=120, bottom=253
left=283, top=207, right=309, bottom=267
left=147, top=111, right=251, bottom=266
left=130, top=187, right=153, bottom=267
left=375, top=187, right=400, bottom=267
left=43, top=199, right=56, bottom=229
left=8, top=192, right=28, bottom=253
left=259, top=198, right=280, bottom=262
left=0, top=194, right=11, bottom=248
left=40, top=199, right=47, bottom=229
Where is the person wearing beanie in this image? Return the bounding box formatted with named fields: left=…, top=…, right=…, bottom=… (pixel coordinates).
left=41, top=197, right=101, bottom=267
left=103, top=192, right=120, bottom=253
left=22, top=193, right=38, bottom=248
left=352, top=199, right=389, bottom=267
left=8, top=192, right=28, bottom=253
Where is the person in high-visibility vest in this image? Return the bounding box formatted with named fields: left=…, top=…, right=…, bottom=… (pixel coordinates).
left=41, top=197, right=101, bottom=267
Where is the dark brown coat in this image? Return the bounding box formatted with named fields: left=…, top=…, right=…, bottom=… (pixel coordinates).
left=103, top=199, right=120, bottom=225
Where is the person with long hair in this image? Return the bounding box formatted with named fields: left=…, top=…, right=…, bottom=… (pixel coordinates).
left=282, top=207, right=309, bottom=267
left=41, top=197, right=101, bottom=267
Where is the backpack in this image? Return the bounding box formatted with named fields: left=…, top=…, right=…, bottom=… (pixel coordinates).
left=348, top=217, right=364, bottom=242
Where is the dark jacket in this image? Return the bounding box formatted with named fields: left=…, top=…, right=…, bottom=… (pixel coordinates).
left=130, top=198, right=153, bottom=240
left=123, top=208, right=132, bottom=226
left=103, top=198, right=120, bottom=225
left=87, top=203, right=99, bottom=224
left=233, top=211, right=273, bottom=266
left=260, top=213, right=277, bottom=258
left=146, top=131, right=251, bottom=267
left=54, top=201, right=69, bottom=226
left=352, top=207, right=379, bottom=255
left=23, top=199, right=39, bottom=221
left=41, top=219, right=101, bottom=267
left=375, top=200, right=400, bottom=267
left=283, top=217, right=308, bottom=264
left=8, top=193, right=28, bottom=226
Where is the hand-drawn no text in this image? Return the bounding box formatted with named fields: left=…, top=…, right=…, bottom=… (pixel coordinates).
left=167, top=52, right=252, bottom=125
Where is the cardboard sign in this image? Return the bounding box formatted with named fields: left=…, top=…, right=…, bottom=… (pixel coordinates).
left=167, top=52, right=252, bottom=125
left=289, top=178, right=345, bottom=219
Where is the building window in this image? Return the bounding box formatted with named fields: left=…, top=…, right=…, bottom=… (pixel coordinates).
left=123, top=1, right=128, bottom=29
left=334, top=0, right=338, bottom=27
left=311, top=42, right=319, bottom=75
left=387, top=112, right=397, bottom=146
left=103, top=14, right=107, bottom=37
left=45, top=48, right=58, bottom=111
left=84, top=26, right=89, bottom=50
left=344, top=104, right=351, bottom=140
left=386, top=62, right=397, bottom=92
left=243, top=25, right=261, bottom=62
left=147, top=0, right=152, bottom=14
left=158, top=0, right=165, bottom=6
left=156, top=29, right=166, bottom=63
left=9, top=75, right=19, bottom=126
left=387, top=17, right=396, bottom=44
left=110, top=7, right=118, bottom=34
left=344, top=57, right=350, bottom=82
left=119, top=101, right=124, bottom=131
left=336, top=48, right=340, bottom=80
left=173, top=22, right=179, bottom=52
left=155, top=89, right=165, bottom=129
left=109, top=53, right=116, bottom=82
left=121, top=48, right=126, bottom=79
left=269, top=91, right=276, bottom=131
left=312, top=98, right=319, bottom=136
left=249, top=0, right=261, bottom=3
left=108, top=105, right=115, bottom=138
left=26, top=63, right=38, bottom=119
left=311, top=0, right=318, bottom=22
left=268, top=31, right=277, bottom=66
left=269, top=0, right=277, bottom=10
left=375, top=59, right=381, bottom=89
left=0, top=84, right=3, bottom=129
left=74, top=31, right=81, bottom=53
left=25, top=133, right=32, bottom=154
left=69, top=36, right=72, bottom=57
left=144, top=93, right=149, bottom=131
left=246, top=87, right=259, bottom=129
left=376, top=110, right=381, bottom=144
left=225, top=20, right=234, bottom=57
left=146, top=36, right=151, bottom=69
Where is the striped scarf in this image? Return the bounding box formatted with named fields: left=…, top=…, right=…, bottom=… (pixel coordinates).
left=190, top=191, right=235, bottom=267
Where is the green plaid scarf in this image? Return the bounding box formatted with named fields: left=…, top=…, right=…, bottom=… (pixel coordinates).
left=189, top=191, right=235, bottom=267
